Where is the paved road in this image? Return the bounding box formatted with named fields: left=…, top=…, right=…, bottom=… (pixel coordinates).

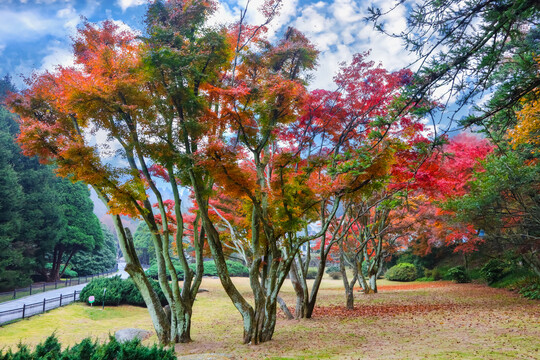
left=0, top=262, right=129, bottom=324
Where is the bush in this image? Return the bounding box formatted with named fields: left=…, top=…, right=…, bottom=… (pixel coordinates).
left=518, top=279, right=540, bottom=300
left=145, top=260, right=249, bottom=280
left=45, top=263, right=78, bottom=279
left=200, top=260, right=250, bottom=277
left=431, top=268, right=443, bottom=280
left=447, top=266, right=471, bottom=283
left=385, top=263, right=417, bottom=282
left=306, top=267, right=318, bottom=279
left=79, top=276, right=167, bottom=307
left=325, top=265, right=340, bottom=274
left=0, top=334, right=175, bottom=360
left=416, top=276, right=434, bottom=282
left=62, top=268, right=79, bottom=279
left=123, top=278, right=167, bottom=306
left=79, top=276, right=126, bottom=306
left=480, top=259, right=507, bottom=284
left=328, top=271, right=342, bottom=280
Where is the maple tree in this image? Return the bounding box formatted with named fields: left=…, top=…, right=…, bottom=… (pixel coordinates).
left=8, top=17, right=210, bottom=343
left=401, top=134, right=494, bottom=257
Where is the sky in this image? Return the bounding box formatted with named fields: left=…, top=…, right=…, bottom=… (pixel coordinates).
left=0, top=0, right=416, bottom=91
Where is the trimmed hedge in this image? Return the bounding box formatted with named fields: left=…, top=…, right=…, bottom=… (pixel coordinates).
left=145, top=260, right=249, bottom=280
left=385, top=263, right=417, bottom=282
left=79, top=276, right=167, bottom=307
left=0, top=334, right=175, bottom=360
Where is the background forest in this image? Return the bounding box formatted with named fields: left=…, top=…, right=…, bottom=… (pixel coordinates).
left=0, top=76, right=117, bottom=290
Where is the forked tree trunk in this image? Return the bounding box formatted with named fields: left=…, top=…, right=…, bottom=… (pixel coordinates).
left=95, top=189, right=171, bottom=344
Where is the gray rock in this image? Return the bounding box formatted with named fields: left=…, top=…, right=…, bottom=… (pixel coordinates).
left=114, top=328, right=152, bottom=343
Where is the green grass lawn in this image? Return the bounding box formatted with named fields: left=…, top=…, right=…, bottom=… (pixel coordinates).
left=1, top=278, right=538, bottom=359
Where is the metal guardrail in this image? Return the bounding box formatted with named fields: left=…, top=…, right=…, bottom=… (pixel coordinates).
left=0, top=290, right=81, bottom=325
left=0, top=265, right=119, bottom=304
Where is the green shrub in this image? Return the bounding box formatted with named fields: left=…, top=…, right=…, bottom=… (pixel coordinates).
left=416, top=276, right=434, bottom=282
left=480, top=259, right=507, bottom=284
left=325, top=265, right=340, bottom=274
left=45, top=263, right=78, bottom=279
left=468, top=267, right=483, bottom=280
left=79, top=276, right=167, bottom=307
left=145, top=260, right=249, bottom=280
left=123, top=278, right=167, bottom=307
left=0, top=334, right=175, bottom=360
left=328, top=271, right=342, bottom=280
left=431, top=268, right=443, bottom=280
left=200, top=260, right=250, bottom=277
left=518, top=279, right=540, bottom=300
left=145, top=261, right=186, bottom=280
left=79, top=276, right=126, bottom=306
left=447, top=266, right=471, bottom=283
left=306, top=267, right=318, bottom=279
left=385, top=263, right=417, bottom=282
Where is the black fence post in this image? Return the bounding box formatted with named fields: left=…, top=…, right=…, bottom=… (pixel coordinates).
left=29, top=285, right=32, bottom=295
left=22, top=304, right=26, bottom=319
left=59, top=294, right=62, bottom=307
left=43, top=298, right=46, bottom=313
left=13, top=288, right=16, bottom=299
left=73, top=290, right=76, bottom=302
left=55, top=281, right=57, bottom=289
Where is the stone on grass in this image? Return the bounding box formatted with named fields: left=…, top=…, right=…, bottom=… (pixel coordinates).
left=114, top=328, right=152, bottom=343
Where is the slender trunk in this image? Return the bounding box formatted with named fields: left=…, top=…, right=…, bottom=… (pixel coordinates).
left=95, top=188, right=171, bottom=344
left=49, top=247, right=64, bottom=282
left=59, top=250, right=76, bottom=279
left=277, top=296, right=294, bottom=320
left=339, top=243, right=357, bottom=309
left=305, top=253, right=327, bottom=318
left=289, top=258, right=306, bottom=318
left=369, top=273, right=377, bottom=293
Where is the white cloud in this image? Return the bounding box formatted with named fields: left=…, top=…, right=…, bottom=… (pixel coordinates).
left=40, top=43, right=75, bottom=72
left=116, top=0, right=146, bottom=12
left=206, top=0, right=415, bottom=90
left=0, top=7, right=80, bottom=44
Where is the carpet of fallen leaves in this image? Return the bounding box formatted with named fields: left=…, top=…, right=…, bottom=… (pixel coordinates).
left=311, top=303, right=461, bottom=319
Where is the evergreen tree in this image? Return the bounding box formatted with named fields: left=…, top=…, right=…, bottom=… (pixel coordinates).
left=133, top=222, right=155, bottom=265
left=71, top=223, right=117, bottom=276
left=0, top=107, right=30, bottom=290
left=48, top=179, right=104, bottom=281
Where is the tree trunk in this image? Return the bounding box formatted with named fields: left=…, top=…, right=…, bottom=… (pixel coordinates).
left=59, top=250, right=76, bottom=279
left=277, top=296, right=294, bottom=320
left=369, top=272, right=378, bottom=294
left=289, top=258, right=307, bottom=318
left=305, top=254, right=327, bottom=318
left=95, top=189, right=171, bottom=345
